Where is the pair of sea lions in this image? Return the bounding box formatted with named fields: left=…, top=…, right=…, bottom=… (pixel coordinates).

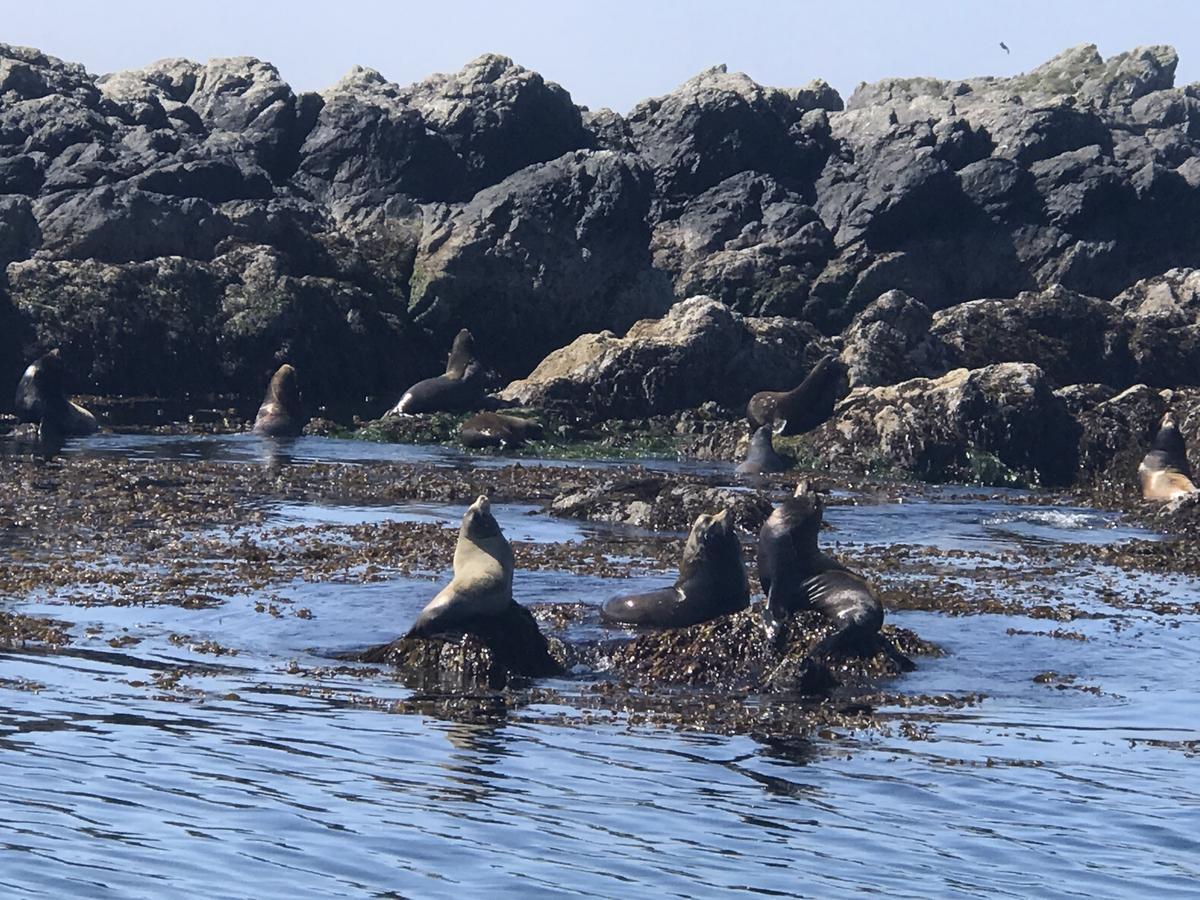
left=252, top=364, right=308, bottom=437
left=1139, top=412, right=1197, bottom=501
left=14, top=349, right=99, bottom=439
left=391, top=329, right=488, bottom=415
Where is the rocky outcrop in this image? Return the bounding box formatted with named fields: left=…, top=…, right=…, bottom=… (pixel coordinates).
left=838, top=290, right=940, bottom=387
left=499, top=297, right=827, bottom=421
left=807, top=363, right=1079, bottom=485
left=3, top=40, right=1200, bottom=410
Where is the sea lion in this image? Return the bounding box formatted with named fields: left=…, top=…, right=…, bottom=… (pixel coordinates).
left=390, top=329, right=488, bottom=415
left=252, top=364, right=307, bottom=437
left=757, top=482, right=883, bottom=654
left=14, top=349, right=98, bottom=438
left=409, top=495, right=514, bottom=636
left=735, top=425, right=788, bottom=475
left=1139, top=412, right=1197, bottom=501
left=460, top=412, right=544, bottom=449
left=601, top=508, right=750, bottom=628
left=746, top=354, right=844, bottom=435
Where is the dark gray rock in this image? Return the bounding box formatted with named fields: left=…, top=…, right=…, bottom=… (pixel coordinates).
left=839, top=290, right=940, bottom=387
left=1114, top=268, right=1200, bottom=386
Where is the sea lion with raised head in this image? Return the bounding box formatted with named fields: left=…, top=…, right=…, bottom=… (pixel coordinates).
left=1139, top=412, right=1197, bottom=501
left=14, top=349, right=98, bottom=438
left=746, top=354, right=844, bottom=435
left=602, top=508, right=750, bottom=628
left=252, top=364, right=307, bottom=437
left=460, top=412, right=544, bottom=449
left=757, top=482, right=883, bottom=654
left=409, top=495, right=514, bottom=636
left=391, top=329, right=488, bottom=415
left=735, top=425, right=788, bottom=475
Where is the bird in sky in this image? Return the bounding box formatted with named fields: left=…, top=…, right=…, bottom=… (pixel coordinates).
left=1000, top=41, right=1010, bottom=54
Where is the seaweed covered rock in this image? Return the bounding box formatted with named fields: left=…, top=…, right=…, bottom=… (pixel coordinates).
left=808, top=363, right=1079, bottom=485
left=549, top=470, right=775, bottom=532
left=499, top=296, right=827, bottom=421
left=607, top=605, right=923, bottom=693
left=838, top=290, right=941, bottom=388
left=360, top=601, right=562, bottom=689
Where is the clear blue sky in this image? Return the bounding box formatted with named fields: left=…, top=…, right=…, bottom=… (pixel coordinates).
left=7, top=0, right=1199, bottom=111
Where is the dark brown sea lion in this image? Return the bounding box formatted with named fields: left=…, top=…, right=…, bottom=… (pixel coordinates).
left=14, top=349, right=98, bottom=438
left=252, top=364, right=307, bottom=437
left=746, top=354, right=844, bottom=435
left=601, top=509, right=750, bottom=628
left=390, top=329, right=487, bottom=415
left=460, top=412, right=544, bottom=449
left=1139, top=412, right=1197, bottom=501
left=735, top=425, right=788, bottom=475
left=757, top=482, right=883, bottom=654
left=409, top=495, right=515, bottom=636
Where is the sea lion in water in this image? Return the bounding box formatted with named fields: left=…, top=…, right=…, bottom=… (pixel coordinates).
left=602, top=509, right=750, bottom=628
left=409, top=495, right=514, bottom=636
left=460, top=412, right=544, bottom=449
left=757, top=482, right=883, bottom=654
left=746, top=354, right=844, bottom=435
left=1139, top=412, right=1197, bottom=501
left=735, top=425, right=788, bottom=475
left=14, top=349, right=98, bottom=438
left=391, top=329, right=487, bottom=415
left=252, top=364, right=307, bottom=437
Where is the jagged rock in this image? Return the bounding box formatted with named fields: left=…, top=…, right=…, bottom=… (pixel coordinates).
left=499, top=296, right=827, bottom=421
left=1114, top=268, right=1200, bottom=386
left=807, top=363, right=1078, bottom=485
left=408, top=150, right=672, bottom=374
left=396, top=53, right=586, bottom=195
left=650, top=171, right=834, bottom=316
left=627, top=64, right=840, bottom=199
left=929, top=285, right=1135, bottom=387
left=1068, top=384, right=1169, bottom=494
left=839, top=290, right=940, bottom=387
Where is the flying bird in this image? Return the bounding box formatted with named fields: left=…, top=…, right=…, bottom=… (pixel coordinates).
left=1000, top=41, right=1010, bottom=54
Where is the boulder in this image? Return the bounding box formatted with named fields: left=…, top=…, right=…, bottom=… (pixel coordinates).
left=408, top=150, right=672, bottom=375
left=808, top=363, right=1078, bottom=485
left=838, top=290, right=940, bottom=387
left=499, top=296, right=827, bottom=421
left=929, top=285, right=1135, bottom=387
left=1114, top=268, right=1200, bottom=386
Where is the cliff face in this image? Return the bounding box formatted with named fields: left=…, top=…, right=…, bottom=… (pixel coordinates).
left=1, top=42, right=1199, bottom=405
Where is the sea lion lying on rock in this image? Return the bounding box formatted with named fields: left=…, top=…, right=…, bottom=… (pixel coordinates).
left=602, top=508, right=750, bottom=628
left=1139, top=412, right=1197, bottom=501
left=735, top=425, right=788, bottom=475
left=363, top=496, right=560, bottom=682
left=252, top=364, right=307, bottom=437
left=758, top=482, right=885, bottom=656
left=746, top=354, right=844, bottom=435
left=390, top=329, right=488, bottom=415
left=14, top=349, right=98, bottom=438
left=460, top=412, right=544, bottom=449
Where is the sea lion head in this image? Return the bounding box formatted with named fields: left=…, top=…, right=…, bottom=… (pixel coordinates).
left=766, top=480, right=824, bottom=548
left=683, top=508, right=737, bottom=565
left=266, top=364, right=300, bottom=407
left=15, top=349, right=66, bottom=422
left=1152, top=411, right=1186, bottom=454
left=446, top=329, right=477, bottom=379
left=462, top=494, right=502, bottom=541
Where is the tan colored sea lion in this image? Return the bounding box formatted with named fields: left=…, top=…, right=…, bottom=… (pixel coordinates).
left=252, top=364, right=307, bottom=437
left=757, top=481, right=883, bottom=654
left=746, top=354, right=844, bottom=435
left=14, top=349, right=98, bottom=438
left=409, top=495, right=514, bottom=636
left=601, top=508, right=750, bottom=628
left=1139, top=412, right=1197, bottom=501
left=391, top=329, right=487, bottom=415
left=460, top=412, right=544, bottom=449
